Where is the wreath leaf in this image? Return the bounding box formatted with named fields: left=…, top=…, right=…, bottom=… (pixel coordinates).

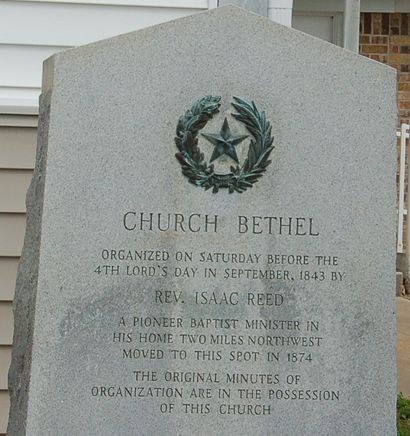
left=175, top=95, right=274, bottom=193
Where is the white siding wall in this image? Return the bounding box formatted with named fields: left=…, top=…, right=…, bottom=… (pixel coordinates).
left=0, top=0, right=215, bottom=114
left=0, top=2, right=214, bottom=433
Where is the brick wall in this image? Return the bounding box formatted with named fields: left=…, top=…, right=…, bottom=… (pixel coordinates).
left=359, top=13, right=410, bottom=257
left=360, top=13, right=410, bottom=125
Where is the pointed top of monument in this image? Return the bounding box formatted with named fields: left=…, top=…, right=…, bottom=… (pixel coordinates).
left=45, top=4, right=394, bottom=79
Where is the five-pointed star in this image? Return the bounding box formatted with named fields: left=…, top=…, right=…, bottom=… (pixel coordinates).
left=201, top=117, right=248, bottom=164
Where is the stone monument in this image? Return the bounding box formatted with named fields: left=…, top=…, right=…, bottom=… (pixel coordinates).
left=8, top=6, right=397, bottom=435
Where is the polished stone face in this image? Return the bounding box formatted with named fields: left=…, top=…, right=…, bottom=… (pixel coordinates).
left=8, top=6, right=397, bottom=436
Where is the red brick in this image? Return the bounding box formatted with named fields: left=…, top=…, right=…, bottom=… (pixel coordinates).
left=371, top=36, right=388, bottom=44
left=390, top=53, right=410, bottom=63
left=361, top=44, right=388, bottom=53
left=399, top=82, right=410, bottom=90
left=399, top=73, right=410, bottom=82
left=398, top=92, right=410, bottom=100
left=391, top=36, right=410, bottom=44
left=392, top=13, right=401, bottom=27
left=399, top=101, right=410, bottom=109
left=373, top=13, right=381, bottom=34
left=363, top=13, right=371, bottom=33
left=382, top=13, right=390, bottom=34
left=402, top=14, right=408, bottom=35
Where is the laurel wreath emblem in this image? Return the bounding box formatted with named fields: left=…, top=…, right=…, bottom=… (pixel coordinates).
left=175, top=96, right=274, bottom=194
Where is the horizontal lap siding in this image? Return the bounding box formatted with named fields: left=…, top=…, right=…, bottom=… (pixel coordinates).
left=0, top=120, right=34, bottom=435
left=0, top=348, right=11, bottom=390
left=0, top=2, right=207, bottom=47
left=0, top=215, right=26, bottom=257
left=0, top=258, right=19, bottom=302
left=0, top=1, right=209, bottom=112
left=0, top=110, right=38, bottom=430
left=0, top=127, right=37, bottom=169
left=0, top=170, right=33, bottom=213
left=0, top=303, right=13, bottom=346
left=0, top=350, right=10, bottom=434
left=0, top=391, right=10, bottom=434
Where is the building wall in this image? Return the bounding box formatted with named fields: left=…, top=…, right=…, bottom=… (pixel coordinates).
left=359, top=12, right=410, bottom=125
left=0, top=0, right=214, bottom=114
left=0, top=114, right=37, bottom=435
left=0, top=3, right=213, bottom=433
left=359, top=13, right=410, bottom=254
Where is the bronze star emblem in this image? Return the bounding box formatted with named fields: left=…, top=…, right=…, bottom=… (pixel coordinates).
left=201, top=117, right=248, bottom=163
